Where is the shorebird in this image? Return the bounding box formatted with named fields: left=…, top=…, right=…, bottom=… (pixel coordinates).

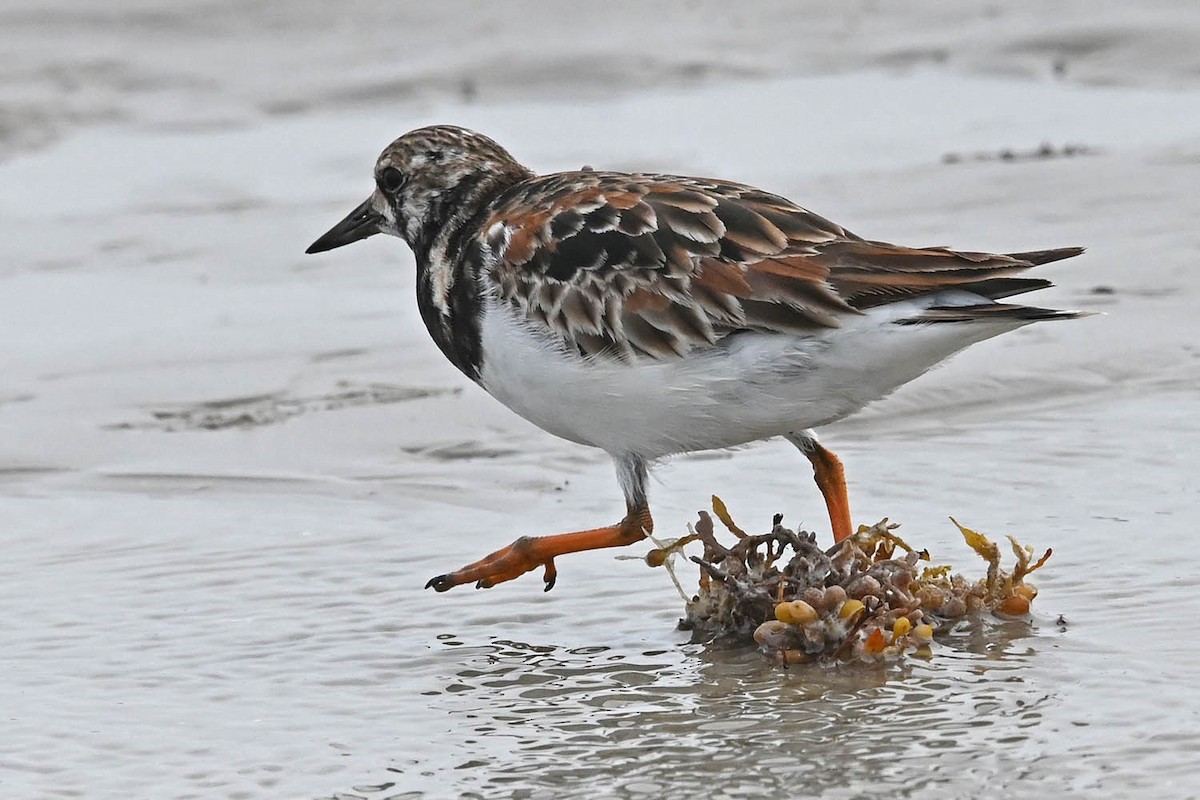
left=306, top=125, right=1084, bottom=593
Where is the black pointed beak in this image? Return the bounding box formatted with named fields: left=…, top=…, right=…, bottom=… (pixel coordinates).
left=306, top=196, right=383, bottom=254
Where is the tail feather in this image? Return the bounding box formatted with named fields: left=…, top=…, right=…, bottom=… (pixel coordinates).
left=891, top=246, right=1089, bottom=324
left=957, top=276, right=1053, bottom=300
left=834, top=243, right=1086, bottom=310
left=895, top=303, right=1093, bottom=325
left=1005, top=246, right=1086, bottom=266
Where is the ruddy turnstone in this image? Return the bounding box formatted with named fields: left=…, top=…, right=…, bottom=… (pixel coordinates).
left=306, top=125, right=1085, bottom=593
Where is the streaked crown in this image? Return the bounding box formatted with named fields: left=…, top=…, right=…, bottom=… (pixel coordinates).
left=372, top=125, right=533, bottom=250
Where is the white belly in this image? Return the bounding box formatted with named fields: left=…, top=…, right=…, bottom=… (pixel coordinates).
left=477, top=297, right=1021, bottom=459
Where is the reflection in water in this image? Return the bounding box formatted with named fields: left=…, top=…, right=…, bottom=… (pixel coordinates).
left=410, top=623, right=1054, bottom=798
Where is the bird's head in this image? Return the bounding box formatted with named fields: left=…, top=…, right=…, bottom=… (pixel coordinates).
left=306, top=125, right=531, bottom=256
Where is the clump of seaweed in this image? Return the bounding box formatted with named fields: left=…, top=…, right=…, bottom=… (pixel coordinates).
left=649, top=497, right=1051, bottom=664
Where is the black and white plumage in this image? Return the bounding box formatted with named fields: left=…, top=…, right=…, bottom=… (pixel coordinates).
left=307, top=125, right=1086, bottom=593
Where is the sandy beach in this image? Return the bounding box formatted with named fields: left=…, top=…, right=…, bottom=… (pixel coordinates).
left=3, top=3, right=1199, bottom=797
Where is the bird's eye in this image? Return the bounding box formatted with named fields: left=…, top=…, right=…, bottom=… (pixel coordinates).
left=378, top=167, right=406, bottom=193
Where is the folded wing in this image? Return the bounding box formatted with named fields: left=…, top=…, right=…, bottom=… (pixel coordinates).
left=480, top=171, right=1084, bottom=359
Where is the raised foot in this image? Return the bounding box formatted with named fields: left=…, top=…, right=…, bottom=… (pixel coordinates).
left=424, top=510, right=652, bottom=593
left=424, top=537, right=558, bottom=592
left=424, top=569, right=557, bottom=592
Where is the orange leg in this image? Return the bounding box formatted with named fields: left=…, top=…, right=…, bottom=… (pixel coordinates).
left=788, top=431, right=854, bottom=543
left=425, top=506, right=654, bottom=592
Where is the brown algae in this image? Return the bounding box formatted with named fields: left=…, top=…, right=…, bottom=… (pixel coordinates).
left=650, top=497, right=1052, bottom=664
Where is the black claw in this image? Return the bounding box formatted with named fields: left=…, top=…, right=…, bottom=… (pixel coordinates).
left=543, top=574, right=556, bottom=592
left=425, top=575, right=451, bottom=592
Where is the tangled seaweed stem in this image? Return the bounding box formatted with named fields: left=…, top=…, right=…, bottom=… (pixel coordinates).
left=690, top=555, right=732, bottom=585
left=693, top=511, right=731, bottom=560
left=675, top=498, right=1052, bottom=663
left=711, top=495, right=748, bottom=538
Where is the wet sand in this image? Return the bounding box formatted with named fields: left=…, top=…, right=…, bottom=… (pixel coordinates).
left=3, top=3, right=1200, bottom=798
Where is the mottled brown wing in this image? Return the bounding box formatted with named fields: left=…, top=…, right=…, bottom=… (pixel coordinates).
left=480, top=171, right=857, bottom=359
left=480, top=171, right=1083, bottom=359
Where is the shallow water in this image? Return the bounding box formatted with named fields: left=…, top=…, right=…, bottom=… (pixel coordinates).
left=7, top=386, right=1198, bottom=798
left=4, top=5, right=1200, bottom=799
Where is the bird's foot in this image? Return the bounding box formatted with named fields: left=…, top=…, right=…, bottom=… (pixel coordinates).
left=425, top=509, right=652, bottom=592
left=425, top=536, right=559, bottom=593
